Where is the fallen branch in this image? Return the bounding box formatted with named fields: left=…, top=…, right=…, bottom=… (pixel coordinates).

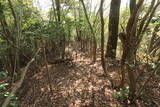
left=2, top=49, right=41, bottom=107
left=48, top=58, right=74, bottom=64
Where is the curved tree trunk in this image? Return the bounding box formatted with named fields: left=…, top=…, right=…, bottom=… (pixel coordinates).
left=100, top=0, right=113, bottom=87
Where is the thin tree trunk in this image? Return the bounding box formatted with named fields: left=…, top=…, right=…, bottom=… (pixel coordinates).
left=80, top=0, right=97, bottom=62
left=100, top=0, right=113, bottom=87
left=51, top=0, right=58, bottom=22
left=148, top=24, right=160, bottom=53
left=55, top=0, right=65, bottom=59
left=55, top=0, right=61, bottom=22
left=100, top=0, right=106, bottom=72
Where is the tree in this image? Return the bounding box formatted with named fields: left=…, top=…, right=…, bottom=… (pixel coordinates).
left=0, top=1, right=15, bottom=77
left=54, top=0, right=66, bottom=59
left=130, top=0, right=136, bottom=14
left=100, top=0, right=113, bottom=87
left=100, top=0, right=105, bottom=72
left=120, top=0, right=160, bottom=99
left=80, top=0, right=97, bottom=62
left=119, top=0, right=137, bottom=89
left=55, top=0, right=61, bottom=22
left=105, top=0, right=121, bottom=59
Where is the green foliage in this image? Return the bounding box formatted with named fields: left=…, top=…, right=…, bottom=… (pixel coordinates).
left=0, top=91, right=18, bottom=106
left=4, top=92, right=18, bottom=107
left=0, top=72, right=7, bottom=78
left=0, top=82, right=18, bottom=106
left=0, top=38, right=5, bottom=43
left=119, top=8, right=130, bottom=32
left=10, top=101, right=18, bottom=107
left=0, top=2, right=5, bottom=19
left=0, top=71, right=18, bottom=106
left=151, top=16, right=160, bottom=23
left=0, top=83, right=9, bottom=91
left=23, top=18, right=41, bottom=32
left=113, top=87, right=130, bottom=100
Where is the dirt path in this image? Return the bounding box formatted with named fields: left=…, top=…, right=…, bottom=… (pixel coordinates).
left=17, top=57, right=120, bottom=107
left=17, top=52, right=160, bottom=107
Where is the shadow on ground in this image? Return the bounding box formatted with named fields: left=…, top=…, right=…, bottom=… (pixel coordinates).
left=17, top=58, right=120, bottom=107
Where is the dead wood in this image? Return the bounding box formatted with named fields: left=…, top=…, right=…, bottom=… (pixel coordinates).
left=48, top=58, right=74, bottom=64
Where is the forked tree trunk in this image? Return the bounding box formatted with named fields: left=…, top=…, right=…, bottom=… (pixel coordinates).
left=120, top=1, right=160, bottom=94
left=120, top=0, right=144, bottom=98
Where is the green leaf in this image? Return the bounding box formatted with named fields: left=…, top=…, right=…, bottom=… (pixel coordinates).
left=11, top=95, right=18, bottom=100
left=0, top=83, right=9, bottom=91
left=4, top=92, right=10, bottom=97
left=10, top=101, right=18, bottom=107
left=0, top=72, right=7, bottom=78
left=0, top=38, right=5, bottom=43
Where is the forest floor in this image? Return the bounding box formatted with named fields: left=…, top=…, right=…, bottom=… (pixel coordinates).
left=17, top=52, right=160, bottom=107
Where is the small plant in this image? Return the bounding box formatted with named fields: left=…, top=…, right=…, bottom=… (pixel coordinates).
left=10, top=95, right=18, bottom=107
left=0, top=83, right=9, bottom=91
left=0, top=71, right=18, bottom=107
left=0, top=71, right=7, bottom=79
left=3, top=92, right=19, bottom=107
left=113, top=87, right=130, bottom=100
left=10, top=101, right=18, bottom=107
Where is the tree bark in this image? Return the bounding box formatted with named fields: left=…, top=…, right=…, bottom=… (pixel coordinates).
left=100, top=0, right=106, bottom=72
left=130, top=0, right=136, bottom=14
left=121, top=0, right=144, bottom=98
left=100, top=0, right=114, bottom=87
left=106, top=0, right=121, bottom=59
left=55, top=0, right=61, bottom=22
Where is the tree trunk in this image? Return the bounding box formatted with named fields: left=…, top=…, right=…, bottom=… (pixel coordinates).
left=106, top=0, right=121, bottom=59
left=80, top=0, right=97, bottom=62
left=123, top=36, right=137, bottom=98
left=55, top=0, right=60, bottom=22
left=121, top=0, right=144, bottom=99
left=100, top=0, right=105, bottom=72
left=130, top=0, right=136, bottom=14
left=55, top=0, right=65, bottom=59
